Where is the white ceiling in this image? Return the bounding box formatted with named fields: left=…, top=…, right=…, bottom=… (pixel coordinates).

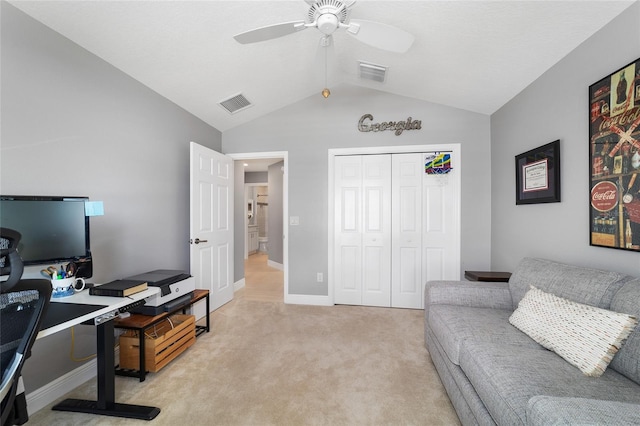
left=242, top=157, right=283, bottom=172
left=9, top=0, right=635, bottom=133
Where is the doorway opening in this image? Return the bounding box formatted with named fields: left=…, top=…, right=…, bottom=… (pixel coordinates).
left=228, top=152, right=288, bottom=303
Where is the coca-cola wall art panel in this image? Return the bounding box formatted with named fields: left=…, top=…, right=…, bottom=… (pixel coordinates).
left=589, top=57, right=640, bottom=252
left=515, top=140, right=561, bottom=205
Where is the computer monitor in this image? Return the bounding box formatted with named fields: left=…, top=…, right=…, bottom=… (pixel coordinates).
left=0, top=195, right=93, bottom=278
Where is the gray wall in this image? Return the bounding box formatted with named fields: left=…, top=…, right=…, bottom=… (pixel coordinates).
left=267, top=161, right=284, bottom=264
left=1, top=3, right=222, bottom=392
left=223, top=84, right=492, bottom=295
left=233, top=162, right=246, bottom=282
left=245, top=171, right=268, bottom=184
left=490, top=2, right=640, bottom=277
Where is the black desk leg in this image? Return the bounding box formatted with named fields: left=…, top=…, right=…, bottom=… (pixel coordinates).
left=206, top=293, right=210, bottom=332
left=139, top=328, right=147, bottom=382
left=52, top=319, right=160, bottom=420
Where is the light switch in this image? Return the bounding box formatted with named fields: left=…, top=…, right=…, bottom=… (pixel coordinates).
left=290, top=216, right=300, bottom=226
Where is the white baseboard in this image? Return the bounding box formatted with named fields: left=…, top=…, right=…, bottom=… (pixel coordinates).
left=284, top=293, right=332, bottom=306
left=234, top=278, right=246, bottom=292
left=267, top=260, right=283, bottom=271
left=25, top=358, right=97, bottom=415
left=26, top=347, right=121, bottom=416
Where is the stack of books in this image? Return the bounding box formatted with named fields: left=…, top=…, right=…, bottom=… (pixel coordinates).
left=89, top=279, right=148, bottom=297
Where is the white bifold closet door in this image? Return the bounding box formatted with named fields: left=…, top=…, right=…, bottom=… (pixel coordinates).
left=391, top=153, right=423, bottom=309
left=334, top=154, right=392, bottom=307
left=334, top=152, right=459, bottom=309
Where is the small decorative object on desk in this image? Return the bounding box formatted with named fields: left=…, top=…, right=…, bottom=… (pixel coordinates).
left=43, top=262, right=86, bottom=298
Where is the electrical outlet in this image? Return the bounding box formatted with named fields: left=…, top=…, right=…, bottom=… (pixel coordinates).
left=316, top=272, right=323, bottom=282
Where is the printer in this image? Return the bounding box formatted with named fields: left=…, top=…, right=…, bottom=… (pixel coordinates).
left=125, top=269, right=195, bottom=315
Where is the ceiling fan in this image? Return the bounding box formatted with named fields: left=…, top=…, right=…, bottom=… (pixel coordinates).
left=233, top=0, right=415, bottom=54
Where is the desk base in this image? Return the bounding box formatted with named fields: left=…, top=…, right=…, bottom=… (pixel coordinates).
left=52, top=398, right=160, bottom=420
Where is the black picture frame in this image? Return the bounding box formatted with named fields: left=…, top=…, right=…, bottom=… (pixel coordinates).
left=589, top=57, right=640, bottom=251
left=515, top=140, right=561, bottom=205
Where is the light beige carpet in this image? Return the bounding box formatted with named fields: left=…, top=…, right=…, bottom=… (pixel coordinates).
left=28, top=293, right=459, bottom=425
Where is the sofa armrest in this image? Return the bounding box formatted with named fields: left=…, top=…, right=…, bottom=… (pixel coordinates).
left=424, top=280, right=513, bottom=318
left=527, top=396, right=640, bottom=425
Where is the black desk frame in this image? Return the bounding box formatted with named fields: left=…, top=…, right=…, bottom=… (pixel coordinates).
left=39, top=289, right=163, bottom=421
left=51, top=317, right=160, bottom=420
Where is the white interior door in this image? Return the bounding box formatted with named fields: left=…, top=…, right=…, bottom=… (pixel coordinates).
left=190, top=142, right=234, bottom=315
left=392, top=153, right=423, bottom=308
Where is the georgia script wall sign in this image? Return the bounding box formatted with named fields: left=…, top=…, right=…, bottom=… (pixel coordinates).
left=357, top=114, right=422, bottom=136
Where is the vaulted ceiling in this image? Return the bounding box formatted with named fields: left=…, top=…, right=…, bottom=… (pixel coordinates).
left=9, top=0, right=635, bottom=132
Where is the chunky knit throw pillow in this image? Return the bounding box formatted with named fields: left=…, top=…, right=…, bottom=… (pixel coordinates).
left=509, top=285, right=638, bottom=377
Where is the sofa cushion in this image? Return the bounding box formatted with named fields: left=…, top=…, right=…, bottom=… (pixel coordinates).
left=425, top=327, right=496, bottom=426
left=429, top=305, right=541, bottom=365
left=509, top=286, right=637, bottom=377
left=459, top=340, right=640, bottom=426
left=610, top=278, right=640, bottom=385
left=527, top=396, right=640, bottom=425
left=508, top=258, right=630, bottom=309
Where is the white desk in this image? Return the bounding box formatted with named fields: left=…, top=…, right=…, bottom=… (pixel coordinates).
left=38, top=287, right=162, bottom=420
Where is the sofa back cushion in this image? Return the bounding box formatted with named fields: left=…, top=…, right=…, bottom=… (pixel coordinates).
left=609, top=278, right=640, bottom=385
left=508, top=258, right=630, bottom=310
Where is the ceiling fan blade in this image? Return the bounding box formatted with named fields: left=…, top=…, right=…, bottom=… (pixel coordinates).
left=346, top=19, right=415, bottom=53
left=234, top=21, right=307, bottom=44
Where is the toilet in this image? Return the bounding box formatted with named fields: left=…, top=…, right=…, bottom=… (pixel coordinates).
left=258, top=237, right=268, bottom=252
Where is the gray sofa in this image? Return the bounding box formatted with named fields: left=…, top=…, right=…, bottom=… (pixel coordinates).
left=424, top=257, right=640, bottom=425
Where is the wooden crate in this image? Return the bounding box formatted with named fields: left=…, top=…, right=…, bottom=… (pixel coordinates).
left=119, top=314, right=196, bottom=373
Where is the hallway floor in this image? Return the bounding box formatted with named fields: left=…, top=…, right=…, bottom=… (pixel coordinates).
left=239, top=252, right=283, bottom=303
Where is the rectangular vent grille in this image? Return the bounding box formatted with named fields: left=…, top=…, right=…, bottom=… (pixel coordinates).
left=219, top=93, right=252, bottom=114
left=358, top=61, right=387, bottom=83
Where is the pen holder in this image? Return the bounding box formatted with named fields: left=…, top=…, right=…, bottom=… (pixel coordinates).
left=51, top=277, right=85, bottom=298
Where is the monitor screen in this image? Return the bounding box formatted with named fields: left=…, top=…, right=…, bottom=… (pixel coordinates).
left=0, top=196, right=92, bottom=275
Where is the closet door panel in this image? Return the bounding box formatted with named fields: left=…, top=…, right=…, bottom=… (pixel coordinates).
left=362, top=155, right=391, bottom=307
left=424, top=248, right=445, bottom=282
left=392, top=153, right=423, bottom=308
left=423, top=165, right=460, bottom=283
left=362, top=246, right=388, bottom=306
left=334, top=156, right=363, bottom=305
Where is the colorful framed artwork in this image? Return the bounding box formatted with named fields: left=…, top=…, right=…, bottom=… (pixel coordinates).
left=589, top=57, right=640, bottom=251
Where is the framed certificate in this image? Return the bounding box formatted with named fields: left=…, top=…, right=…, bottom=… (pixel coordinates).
left=515, top=140, right=561, bottom=205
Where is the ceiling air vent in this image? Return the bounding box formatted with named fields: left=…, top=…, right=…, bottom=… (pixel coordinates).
left=358, top=61, right=387, bottom=83
left=219, top=93, right=252, bottom=114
